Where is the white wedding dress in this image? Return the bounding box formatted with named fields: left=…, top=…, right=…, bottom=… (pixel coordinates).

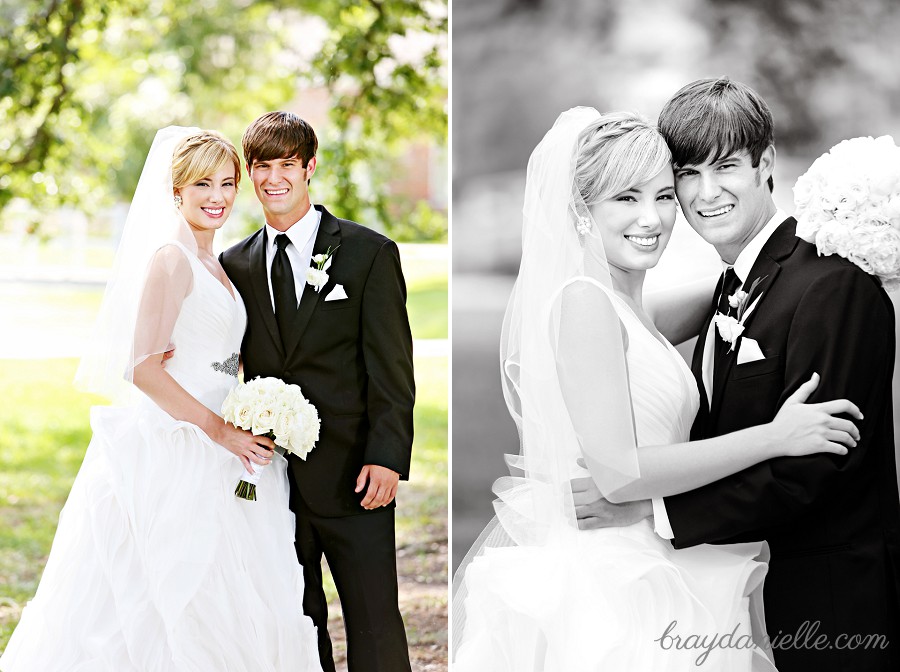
left=454, top=285, right=775, bottom=671
left=0, top=244, right=322, bottom=672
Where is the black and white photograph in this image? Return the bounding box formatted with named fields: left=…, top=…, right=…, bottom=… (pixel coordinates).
left=451, top=1, right=900, bottom=670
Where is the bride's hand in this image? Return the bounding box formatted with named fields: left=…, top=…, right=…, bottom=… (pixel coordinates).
left=770, top=372, right=863, bottom=458
left=210, top=421, right=276, bottom=474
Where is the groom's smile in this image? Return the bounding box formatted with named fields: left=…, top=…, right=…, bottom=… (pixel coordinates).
left=674, top=148, right=776, bottom=262
left=249, top=154, right=317, bottom=230
left=697, top=204, right=734, bottom=218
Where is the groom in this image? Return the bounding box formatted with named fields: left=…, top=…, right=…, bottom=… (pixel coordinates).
left=221, top=111, right=415, bottom=672
left=576, top=78, right=900, bottom=671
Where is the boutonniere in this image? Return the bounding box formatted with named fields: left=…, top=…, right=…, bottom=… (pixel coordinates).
left=306, top=245, right=339, bottom=293
left=714, top=275, right=767, bottom=352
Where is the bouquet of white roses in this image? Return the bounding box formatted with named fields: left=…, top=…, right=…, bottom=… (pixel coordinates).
left=221, top=376, right=321, bottom=501
left=794, top=135, right=900, bottom=291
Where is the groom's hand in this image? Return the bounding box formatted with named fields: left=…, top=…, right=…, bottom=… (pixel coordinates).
left=571, top=476, right=652, bottom=530
left=356, top=464, right=400, bottom=509
left=161, top=343, right=175, bottom=368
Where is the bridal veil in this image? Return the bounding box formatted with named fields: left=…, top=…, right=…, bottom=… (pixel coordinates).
left=75, top=126, right=202, bottom=404
left=452, top=107, right=644, bottom=657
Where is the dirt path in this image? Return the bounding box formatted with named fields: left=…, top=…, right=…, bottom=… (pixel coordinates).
left=326, top=534, right=448, bottom=671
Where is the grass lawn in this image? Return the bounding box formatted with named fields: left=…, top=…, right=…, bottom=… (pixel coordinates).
left=0, top=243, right=447, bottom=352
left=0, top=355, right=447, bottom=663
left=406, top=273, right=448, bottom=340
left=0, top=243, right=447, bottom=665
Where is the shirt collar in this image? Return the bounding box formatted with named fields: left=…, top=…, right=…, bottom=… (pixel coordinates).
left=265, top=203, right=320, bottom=252
left=728, top=209, right=787, bottom=284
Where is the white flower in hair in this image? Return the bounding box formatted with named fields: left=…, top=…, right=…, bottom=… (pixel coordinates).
left=576, top=215, right=592, bottom=236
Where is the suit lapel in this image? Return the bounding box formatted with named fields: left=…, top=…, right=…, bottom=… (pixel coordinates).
left=248, top=228, right=284, bottom=357
left=283, top=206, right=342, bottom=361
left=709, top=217, right=799, bottom=420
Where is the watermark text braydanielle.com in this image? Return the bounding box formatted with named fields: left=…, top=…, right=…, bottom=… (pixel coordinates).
left=655, top=619, right=890, bottom=666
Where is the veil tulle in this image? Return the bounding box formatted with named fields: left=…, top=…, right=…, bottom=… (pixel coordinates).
left=452, top=108, right=642, bottom=658
left=75, top=126, right=202, bottom=404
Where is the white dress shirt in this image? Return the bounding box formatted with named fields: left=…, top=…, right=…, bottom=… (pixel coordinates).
left=652, top=209, right=787, bottom=540
left=264, top=204, right=321, bottom=312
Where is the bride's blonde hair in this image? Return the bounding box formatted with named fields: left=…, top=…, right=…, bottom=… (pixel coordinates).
left=171, top=130, right=242, bottom=190
left=574, top=111, right=671, bottom=206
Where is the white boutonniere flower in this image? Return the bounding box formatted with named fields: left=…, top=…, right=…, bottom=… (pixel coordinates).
left=714, top=313, right=746, bottom=349
left=306, top=245, right=339, bottom=293
left=715, top=275, right=767, bottom=352
left=727, top=290, right=748, bottom=309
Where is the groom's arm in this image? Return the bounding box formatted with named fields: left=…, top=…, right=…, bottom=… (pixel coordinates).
left=664, top=266, right=892, bottom=548
left=359, top=239, right=416, bottom=482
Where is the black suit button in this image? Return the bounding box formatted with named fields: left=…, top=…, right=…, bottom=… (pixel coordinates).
left=284, top=370, right=291, bottom=378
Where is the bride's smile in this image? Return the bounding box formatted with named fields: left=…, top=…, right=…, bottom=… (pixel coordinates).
left=175, top=165, right=237, bottom=232
left=589, top=165, right=677, bottom=274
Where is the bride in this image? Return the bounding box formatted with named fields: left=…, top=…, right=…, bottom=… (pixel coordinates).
left=451, top=108, right=862, bottom=670
left=0, top=128, right=322, bottom=671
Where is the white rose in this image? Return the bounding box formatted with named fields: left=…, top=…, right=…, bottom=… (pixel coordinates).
left=815, top=220, right=853, bottom=258
left=251, top=406, right=277, bottom=435
left=274, top=408, right=297, bottom=443
left=792, top=174, right=819, bottom=212
left=306, top=267, right=329, bottom=289
left=728, top=290, right=748, bottom=309
left=833, top=207, right=858, bottom=228
left=882, top=274, right=900, bottom=292
left=283, top=382, right=302, bottom=402
left=795, top=212, right=819, bottom=243
left=713, top=313, right=744, bottom=346
left=288, top=404, right=321, bottom=458
left=263, top=377, right=286, bottom=395
left=885, top=196, right=900, bottom=229
left=840, top=181, right=869, bottom=210
left=796, top=208, right=831, bottom=243
left=233, top=403, right=254, bottom=430
left=820, top=190, right=841, bottom=212
left=849, top=224, right=900, bottom=278
left=221, top=391, right=236, bottom=417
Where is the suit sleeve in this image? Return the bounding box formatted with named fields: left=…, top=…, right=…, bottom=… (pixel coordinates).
left=665, top=267, right=893, bottom=548
left=360, top=240, right=416, bottom=479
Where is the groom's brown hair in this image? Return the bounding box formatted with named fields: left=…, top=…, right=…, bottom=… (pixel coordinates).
left=658, top=77, right=775, bottom=192
left=242, top=111, right=318, bottom=171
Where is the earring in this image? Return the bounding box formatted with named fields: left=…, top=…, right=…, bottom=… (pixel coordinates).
left=576, top=215, right=592, bottom=236
left=174, top=194, right=183, bottom=207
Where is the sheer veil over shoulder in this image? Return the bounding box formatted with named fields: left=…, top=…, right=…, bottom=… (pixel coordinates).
left=452, top=106, right=644, bottom=648
left=75, top=126, right=201, bottom=405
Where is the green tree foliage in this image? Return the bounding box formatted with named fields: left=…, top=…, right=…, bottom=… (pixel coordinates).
left=0, top=0, right=447, bottom=239
left=300, top=0, right=447, bottom=238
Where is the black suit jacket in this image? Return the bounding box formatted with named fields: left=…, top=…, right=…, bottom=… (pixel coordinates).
left=664, top=217, right=900, bottom=670
left=221, top=205, right=415, bottom=517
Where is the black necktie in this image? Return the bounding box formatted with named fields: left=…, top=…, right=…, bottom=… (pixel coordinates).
left=271, top=233, right=297, bottom=347
left=713, top=266, right=742, bottom=362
